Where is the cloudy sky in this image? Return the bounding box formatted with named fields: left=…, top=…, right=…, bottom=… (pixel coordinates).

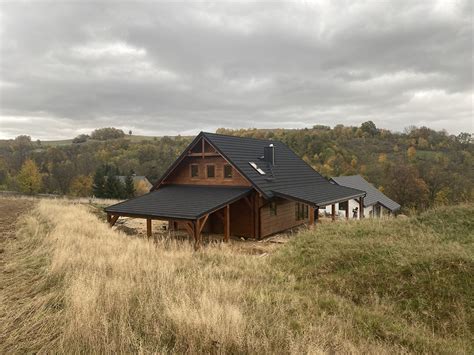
left=0, top=0, right=472, bottom=140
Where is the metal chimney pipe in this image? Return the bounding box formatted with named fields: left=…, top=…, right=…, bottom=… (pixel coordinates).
left=263, top=144, right=275, bottom=165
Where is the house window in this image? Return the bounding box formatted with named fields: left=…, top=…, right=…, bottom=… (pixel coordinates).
left=206, top=164, right=215, bottom=178
left=190, top=164, right=199, bottom=178
left=224, top=164, right=233, bottom=179
left=295, top=203, right=309, bottom=220
left=269, top=202, right=277, bottom=216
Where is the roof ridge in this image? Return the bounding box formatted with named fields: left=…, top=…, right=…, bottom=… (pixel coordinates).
left=202, top=131, right=277, bottom=144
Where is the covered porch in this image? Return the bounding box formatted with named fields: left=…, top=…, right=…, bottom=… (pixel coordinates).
left=105, top=185, right=253, bottom=249
left=271, top=182, right=366, bottom=222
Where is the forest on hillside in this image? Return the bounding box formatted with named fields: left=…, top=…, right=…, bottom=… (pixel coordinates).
left=0, top=123, right=472, bottom=212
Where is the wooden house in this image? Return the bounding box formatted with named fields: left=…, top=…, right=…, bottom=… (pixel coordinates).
left=105, top=132, right=366, bottom=248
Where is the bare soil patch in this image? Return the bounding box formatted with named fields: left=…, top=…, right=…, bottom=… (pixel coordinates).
left=0, top=198, right=36, bottom=269
left=0, top=198, right=35, bottom=243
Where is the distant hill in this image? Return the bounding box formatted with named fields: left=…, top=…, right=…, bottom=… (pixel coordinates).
left=0, top=124, right=472, bottom=211
left=38, top=134, right=179, bottom=147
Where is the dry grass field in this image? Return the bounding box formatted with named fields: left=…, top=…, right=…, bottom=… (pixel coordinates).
left=0, top=198, right=472, bottom=354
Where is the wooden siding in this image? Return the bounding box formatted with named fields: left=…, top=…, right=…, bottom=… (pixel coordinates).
left=230, top=198, right=253, bottom=237
left=260, top=198, right=309, bottom=237
left=163, top=156, right=251, bottom=187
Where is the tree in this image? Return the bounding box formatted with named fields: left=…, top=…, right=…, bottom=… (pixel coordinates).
left=135, top=180, right=151, bottom=196
left=72, top=134, right=89, bottom=144
left=90, top=128, right=125, bottom=140
left=385, top=164, right=429, bottom=210
left=407, top=146, right=417, bottom=162
left=360, top=121, right=378, bottom=136
left=93, top=167, right=106, bottom=197
left=129, top=130, right=133, bottom=136
left=104, top=173, right=125, bottom=199
left=124, top=174, right=135, bottom=198
left=70, top=175, right=93, bottom=197
left=17, top=159, right=42, bottom=194
left=51, top=160, right=75, bottom=194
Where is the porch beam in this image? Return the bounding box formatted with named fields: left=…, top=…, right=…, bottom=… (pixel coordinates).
left=108, top=214, right=119, bottom=227
left=198, top=214, right=209, bottom=234
left=184, top=221, right=194, bottom=240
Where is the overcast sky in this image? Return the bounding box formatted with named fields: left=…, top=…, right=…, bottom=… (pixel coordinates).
left=0, top=0, right=472, bottom=140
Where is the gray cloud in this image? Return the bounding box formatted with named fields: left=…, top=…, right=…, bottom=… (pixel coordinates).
left=0, top=0, right=472, bottom=140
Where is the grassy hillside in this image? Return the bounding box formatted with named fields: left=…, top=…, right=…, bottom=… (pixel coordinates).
left=39, top=134, right=165, bottom=146
left=0, top=200, right=472, bottom=353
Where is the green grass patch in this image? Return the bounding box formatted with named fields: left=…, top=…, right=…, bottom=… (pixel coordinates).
left=271, top=204, right=474, bottom=353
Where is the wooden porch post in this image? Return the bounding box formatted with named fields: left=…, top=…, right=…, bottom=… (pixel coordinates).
left=309, top=206, right=315, bottom=226
left=224, top=204, right=230, bottom=242
left=359, top=197, right=364, bottom=219
left=107, top=214, right=119, bottom=226
left=315, top=207, right=319, bottom=223
left=193, top=219, right=203, bottom=250
left=146, top=218, right=152, bottom=237
left=331, top=204, right=336, bottom=221
left=345, top=204, right=349, bottom=220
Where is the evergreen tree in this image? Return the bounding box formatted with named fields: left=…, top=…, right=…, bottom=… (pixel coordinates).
left=104, top=172, right=124, bottom=199
left=124, top=174, right=135, bottom=198
left=92, top=166, right=106, bottom=197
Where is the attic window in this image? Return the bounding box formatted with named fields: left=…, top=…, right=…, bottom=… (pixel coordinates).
left=249, top=162, right=265, bottom=175
left=206, top=164, right=215, bottom=178
left=224, top=164, right=233, bottom=178
left=190, top=164, right=199, bottom=178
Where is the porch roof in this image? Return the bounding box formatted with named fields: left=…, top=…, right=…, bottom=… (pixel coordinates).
left=104, top=184, right=252, bottom=220
left=271, top=183, right=365, bottom=207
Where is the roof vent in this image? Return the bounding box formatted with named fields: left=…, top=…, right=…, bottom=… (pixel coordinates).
left=249, top=162, right=266, bottom=175
left=263, top=144, right=275, bottom=165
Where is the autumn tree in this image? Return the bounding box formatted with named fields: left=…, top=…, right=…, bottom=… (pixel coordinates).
left=69, top=175, right=93, bottom=197
left=407, top=146, right=417, bottom=162
left=17, top=159, right=42, bottom=194
left=135, top=179, right=151, bottom=196
left=385, top=164, right=429, bottom=209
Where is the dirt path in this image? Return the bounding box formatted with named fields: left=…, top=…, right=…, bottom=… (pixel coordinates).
left=0, top=198, right=36, bottom=248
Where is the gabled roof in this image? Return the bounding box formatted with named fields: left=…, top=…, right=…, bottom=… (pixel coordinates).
left=105, top=185, right=252, bottom=220
left=154, top=132, right=365, bottom=206
left=331, top=175, right=401, bottom=212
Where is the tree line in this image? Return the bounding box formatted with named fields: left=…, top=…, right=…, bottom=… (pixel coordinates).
left=0, top=124, right=472, bottom=211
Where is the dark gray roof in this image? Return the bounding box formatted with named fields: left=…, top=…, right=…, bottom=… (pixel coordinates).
left=331, top=175, right=401, bottom=211
left=201, top=132, right=365, bottom=206
left=272, top=183, right=366, bottom=207
left=105, top=185, right=252, bottom=220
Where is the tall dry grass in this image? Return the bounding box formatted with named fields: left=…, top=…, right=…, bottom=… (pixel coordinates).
left=1, top=200, right=472, bottom=353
